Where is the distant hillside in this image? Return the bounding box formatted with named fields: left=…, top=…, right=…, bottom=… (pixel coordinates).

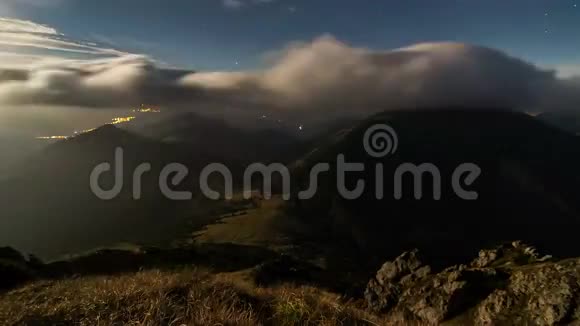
left=0, top=111, right=316, bottom=260
left=291, top=109, right=580, bottom=264
left=0, top=125, right=225, bottom=259
left=128, top=112, right=307, bottom=163
left=536, top=111, right=580, bottom=135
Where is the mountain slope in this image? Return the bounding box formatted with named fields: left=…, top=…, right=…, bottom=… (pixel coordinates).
left=536, top=111, right=580, bottom=135
left=0, top=125, right=219, bottom=259
left=290, top=109, right=580, bottom=264
left=128, top=112, right=307, bottom=163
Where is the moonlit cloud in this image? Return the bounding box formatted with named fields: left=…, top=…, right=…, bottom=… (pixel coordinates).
left=0, top=18, right=165, bottom=108
left=1, top=23, right=580, bottom=126
left=0, top=0, right=64, bottom=16
left=553, top=64, right=580, bottom=79
left=223, top=0, right=244, bottom=9
left=181, top=37, right=570, bottom=119
left=0, top=17, right=57, bottom=34
left=222, top=0, right=278, bottom=9
left=0, top=17, right=130, bottom=63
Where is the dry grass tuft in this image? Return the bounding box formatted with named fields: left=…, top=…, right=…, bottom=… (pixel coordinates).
left=0, top=268, right=385, bottom=325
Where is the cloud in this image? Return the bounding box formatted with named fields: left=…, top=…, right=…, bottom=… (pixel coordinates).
left=0, top=17, right=57, bottom=34
left=181, top=37, right=565, bottom=119
left=223, top=0, right=244, bottom=9
left=0, top=54, right=194, bottom=108
left=0, top=0, right=64, bottom=16
left=1, top=31, right=580, bottom=126
left=0, top=17, right=130, bottom=62
left=553, top=64, right=580, bottom=79
left=0, top=18, right=165, bottom=107
left=222, top=0, right=277, bottom=9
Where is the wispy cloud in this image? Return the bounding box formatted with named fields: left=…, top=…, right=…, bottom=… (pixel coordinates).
left=0, top=0, right=64, bottom=16
left=1, top=32, right=580, bottom=126
left=553, top=64, right=580, bottom=79
left=0, top=17, right=57, bottom=34
left=0, top=18, right=133, bottom=67
left=223, top=0, right=244, bottom=9
left=222, top=0, right=278, bottom=10
left=0, top=16, right=580, bottom=131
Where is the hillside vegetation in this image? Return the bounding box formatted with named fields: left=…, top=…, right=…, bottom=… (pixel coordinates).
left=0, top=268, right=384, bottom=325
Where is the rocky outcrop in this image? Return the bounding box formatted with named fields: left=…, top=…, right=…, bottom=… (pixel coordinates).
left=475, top=259, right=580, bottom=325
left=365, top=249, right=431, bottom=313
left=366, top=242, right=580, bottom=325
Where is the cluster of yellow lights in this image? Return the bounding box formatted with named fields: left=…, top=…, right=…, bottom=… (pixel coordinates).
left=133, top=104, right=161, bottom=113
left=110, top=116, right=136, bottom=124
left=73, top=127, right=96, bottom=135
left=36, top=116, right=136, bottom=140
left=35, top=135, right=69, bottom=140
left=36, top=104, right=160, bottom=140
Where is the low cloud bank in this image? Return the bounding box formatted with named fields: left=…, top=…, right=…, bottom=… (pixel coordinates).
left=1, top=33, right=579, bottom=122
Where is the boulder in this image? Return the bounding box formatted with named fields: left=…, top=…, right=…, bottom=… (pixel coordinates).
left=365, top=249, right=430, bottom=312
left=474, top=259, right=580, bottom=325
left=366, top=243, right=580, bottom=325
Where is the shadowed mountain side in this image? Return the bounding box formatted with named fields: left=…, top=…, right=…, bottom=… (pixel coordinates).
left=290, top=109, right=580, bottom=267
left=537, top=110, right=580, bottom=135
left=43, top=243, right=279, bottom=278
left=127, top=112, right=308, bottom=164
left=0, top=125, right=251, bottom=259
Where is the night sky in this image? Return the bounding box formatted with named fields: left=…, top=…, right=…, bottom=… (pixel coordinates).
left=3, top=0, right=579, bottom=70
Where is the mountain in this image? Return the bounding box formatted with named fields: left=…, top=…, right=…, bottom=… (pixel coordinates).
left=0, top=125, right=221, bottom=259
left=3, top=109, right=580, bottom=324
left=290, top=109, right=580, bottom=265
left=0, top=111, right=313, bottom=260
left=536, top=111, right=580, bottom=135
left=127, top=112, right=307, bottom=163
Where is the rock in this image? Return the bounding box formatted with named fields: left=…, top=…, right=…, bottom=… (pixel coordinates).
left=365, top=280, right=401, bottom=313
left=471, top=249, right=500, bottom=268
left=367, top=243, right=580, bottom=325
left=395, top=267, right=507, bottom=324
left=374, top=249, right=424, bottom=285
left=474, top=259, right=580, bottom=325
left=470, top=242, right=552, bottom=268
left=365, top=249, right=430, bottom=312
left=475, top=290, right=515, bottom=324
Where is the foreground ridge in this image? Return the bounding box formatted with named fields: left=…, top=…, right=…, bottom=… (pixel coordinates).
left=1, top=241, right=580, bottom=325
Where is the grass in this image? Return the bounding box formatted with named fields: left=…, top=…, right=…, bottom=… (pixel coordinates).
left=0, top=268, right=385, bottom=325
left=193, top=197, right=311, bottom=250
left=0, top=196, right=391, bottom=325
